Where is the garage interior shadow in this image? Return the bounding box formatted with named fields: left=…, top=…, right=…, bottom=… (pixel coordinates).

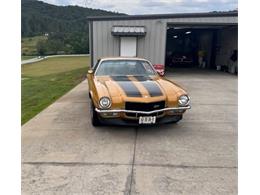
left=165, top=24, right=238, bottom=74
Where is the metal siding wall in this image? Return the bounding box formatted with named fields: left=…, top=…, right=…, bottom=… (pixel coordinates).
left=88, top=21, right=93, bottom=66
left=101, top=21, right=106, bottom=57
left=100, top=21, right=103, bottom=57
left=91, top=16, right=237, bottom=65
left=155, top=20, right=167, bottom=64
left=111, top=21, right=119, bottom=57
left=106, top=21, right=111, bottom=56
left=144, top=20, right=151, bottom=61
left=92, top=22, right=98, bottom=66
left=92, top=19, right=166, bottom=65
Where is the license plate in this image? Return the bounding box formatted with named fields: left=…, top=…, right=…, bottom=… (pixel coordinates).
left=139, top=116, right=156, bottom=124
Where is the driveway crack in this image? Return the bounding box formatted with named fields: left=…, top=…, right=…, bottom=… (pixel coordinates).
left=124, top=127, right=138, bottom=195
left=22, top=162, right=237, bottom=169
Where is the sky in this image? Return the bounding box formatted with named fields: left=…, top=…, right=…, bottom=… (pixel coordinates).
left=40, top=0, right=238, bottom=15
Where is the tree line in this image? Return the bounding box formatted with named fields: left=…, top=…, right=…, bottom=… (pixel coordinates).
left=36, top=32, right=89, bottom=55
left=21, top=0, right=125, bottom=55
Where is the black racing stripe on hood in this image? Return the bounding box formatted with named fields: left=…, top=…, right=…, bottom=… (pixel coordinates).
left=142, top=81, right=163, bottom=97
left=111, top=76, right=142, bottom=97
left=133, top=76, right=163, bottom=97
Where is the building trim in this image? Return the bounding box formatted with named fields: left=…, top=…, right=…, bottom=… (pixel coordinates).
left=87, top=11, right=238, bottom=21
left=166, top=23, right=238, bottom=26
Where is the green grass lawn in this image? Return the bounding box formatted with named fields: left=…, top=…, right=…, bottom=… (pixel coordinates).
left=22, top=56, right=89, bottom=125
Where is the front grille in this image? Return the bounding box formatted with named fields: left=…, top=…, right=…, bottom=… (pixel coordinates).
left=125, top=101, right=165, bottom=117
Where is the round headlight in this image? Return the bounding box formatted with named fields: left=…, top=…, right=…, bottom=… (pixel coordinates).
left=178, top=95, right=190, bottom=106
left=99, top=97, right=111, bottom=109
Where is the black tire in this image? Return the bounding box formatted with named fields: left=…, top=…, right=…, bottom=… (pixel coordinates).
left=90, top=102, right=100, bottom=126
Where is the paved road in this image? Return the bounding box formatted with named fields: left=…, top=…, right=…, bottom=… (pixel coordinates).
left=21, top=54, right=90, bottom=65
left=21, top=57, right=44, bottom=65
left=22, top=69, right=237, bottom=194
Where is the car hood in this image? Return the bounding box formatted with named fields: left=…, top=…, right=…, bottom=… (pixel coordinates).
left=94, top=75, right=186, bottom=106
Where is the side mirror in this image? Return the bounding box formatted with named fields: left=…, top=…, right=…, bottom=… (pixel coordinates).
left=88, top=69, right=94, bottom=74
left=153, top=64, right=165, bottom=76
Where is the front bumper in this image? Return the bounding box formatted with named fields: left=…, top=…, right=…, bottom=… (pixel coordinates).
left=95, top=105, right=191, bottom=126
left=98, top=115, right=183, bottom=126
left=95, top=105, right=191, bottom=115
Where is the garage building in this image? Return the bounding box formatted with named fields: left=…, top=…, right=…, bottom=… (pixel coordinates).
left=88, top=12, right=238, bottom=73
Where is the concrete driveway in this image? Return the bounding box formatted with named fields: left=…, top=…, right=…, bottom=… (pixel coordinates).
left=22, top=69, right=237, bottom=195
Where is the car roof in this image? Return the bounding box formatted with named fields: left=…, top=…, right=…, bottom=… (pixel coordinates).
left=98, top=57, right=148, bottom=61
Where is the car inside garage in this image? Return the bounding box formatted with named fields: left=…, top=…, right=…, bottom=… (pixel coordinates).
left=165, top=24, right=238, bottom=73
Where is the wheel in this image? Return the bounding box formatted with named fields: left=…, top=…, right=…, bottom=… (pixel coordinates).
left=90, top=101, right=100, bottom=126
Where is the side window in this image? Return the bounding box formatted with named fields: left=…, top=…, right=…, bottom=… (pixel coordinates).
left=142, top=61, right=155, bottom=75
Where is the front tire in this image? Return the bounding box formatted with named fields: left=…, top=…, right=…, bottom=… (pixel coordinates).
left=90, top=102, right=100, bottom=126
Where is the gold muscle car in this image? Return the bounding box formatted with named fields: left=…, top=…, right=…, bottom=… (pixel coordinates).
left=87, top=57, right=190, bottom=126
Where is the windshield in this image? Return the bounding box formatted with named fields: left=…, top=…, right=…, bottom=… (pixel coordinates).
left=95, top=60, right=157, bottom=76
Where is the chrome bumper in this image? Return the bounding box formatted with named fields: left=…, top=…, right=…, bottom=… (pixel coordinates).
left=95, top=105, right=191, bottom=115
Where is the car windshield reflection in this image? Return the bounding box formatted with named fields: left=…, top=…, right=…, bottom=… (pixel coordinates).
left=95, top=60, right=156, bottom=76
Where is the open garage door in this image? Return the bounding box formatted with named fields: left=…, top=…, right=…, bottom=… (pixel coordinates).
left=165, top=24, right=238, bottom=73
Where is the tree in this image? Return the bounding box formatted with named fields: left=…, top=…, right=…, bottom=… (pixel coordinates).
left=36, top=40, right=47, bottom=55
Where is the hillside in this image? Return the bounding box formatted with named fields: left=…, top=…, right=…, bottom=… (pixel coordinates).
left=22, top=0, right=125, bottom=37
left=21, top=0, right=125, bottom=55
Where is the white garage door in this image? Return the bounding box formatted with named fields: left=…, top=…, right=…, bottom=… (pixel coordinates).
left=120, top=37, right=137, bottom=57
